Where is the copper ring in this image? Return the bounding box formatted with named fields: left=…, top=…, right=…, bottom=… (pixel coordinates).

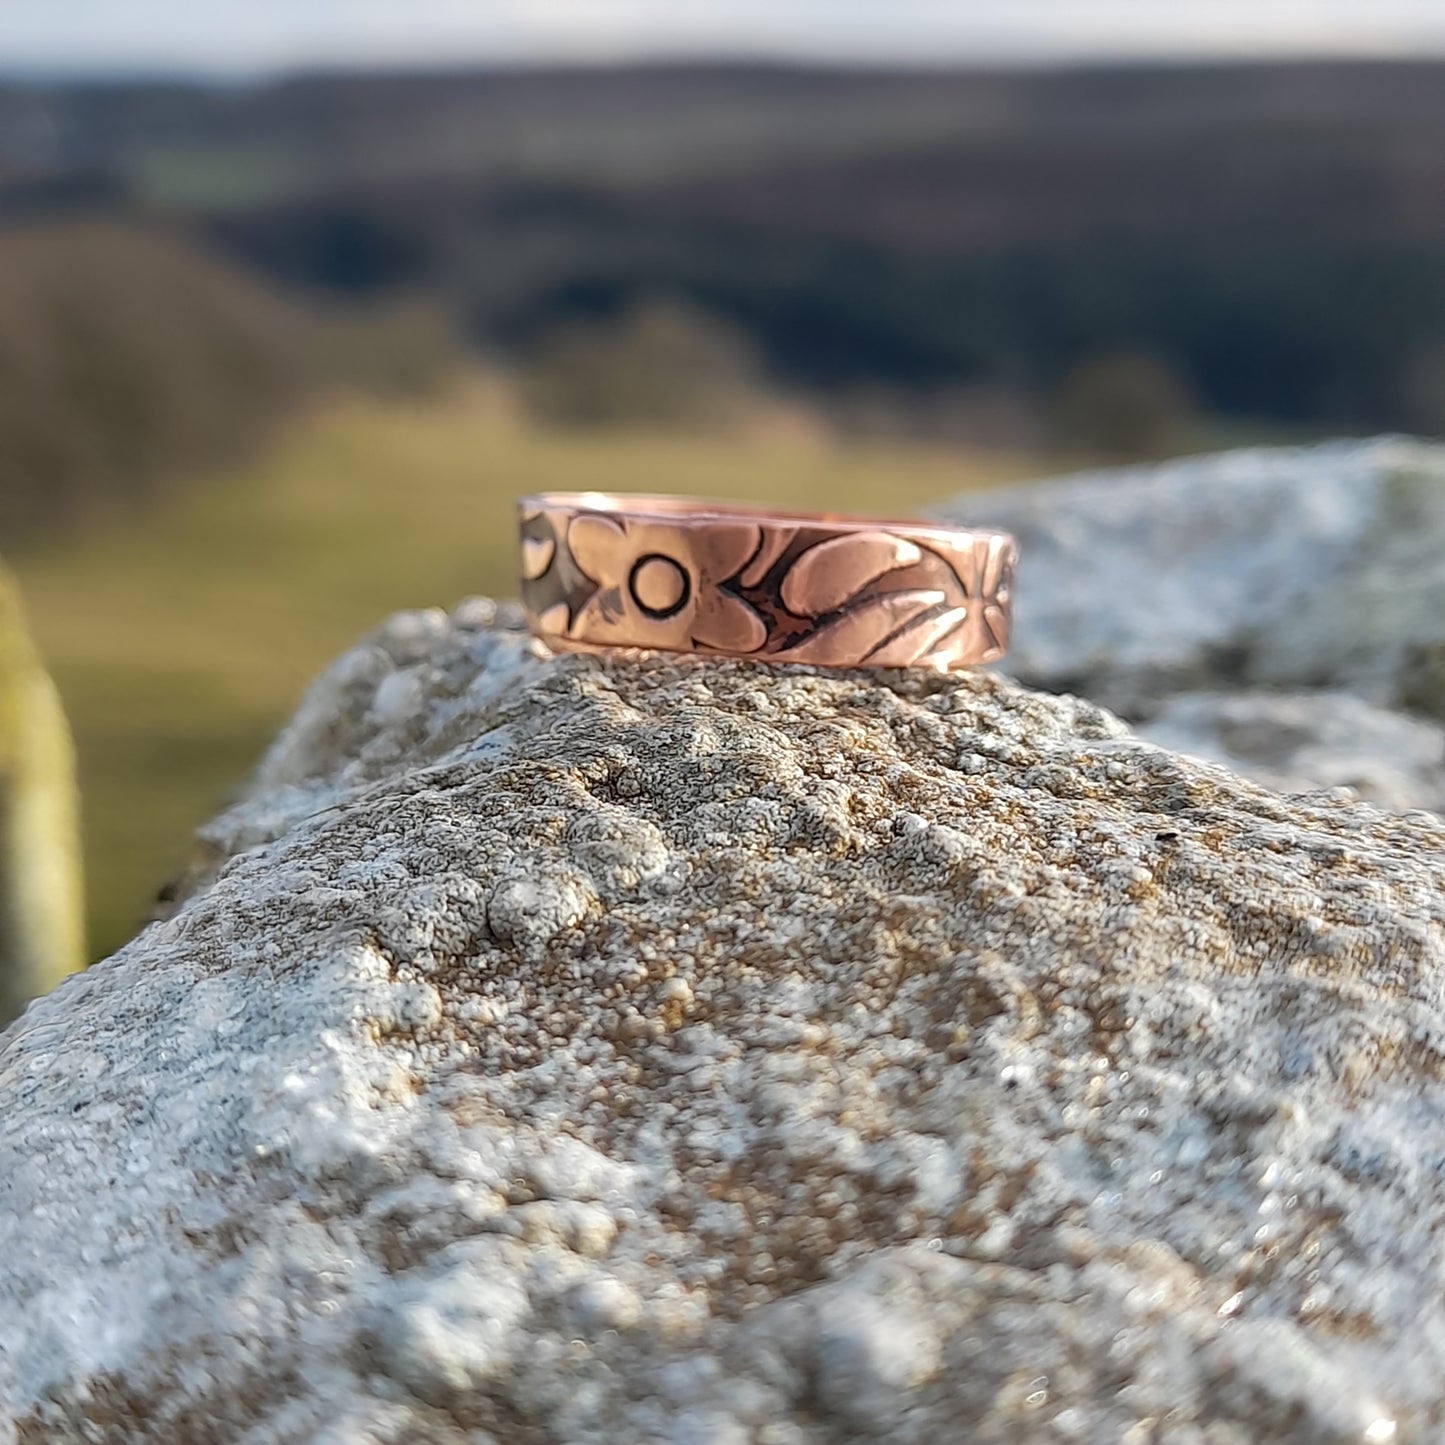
left=518, top=493, right=1016, bottom=671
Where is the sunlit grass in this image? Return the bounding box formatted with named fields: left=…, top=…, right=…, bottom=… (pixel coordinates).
left=13, top=380, right=1041, bottom=958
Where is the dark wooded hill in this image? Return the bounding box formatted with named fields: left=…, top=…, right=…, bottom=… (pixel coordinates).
left=3, top=60, right=1443, bottom=431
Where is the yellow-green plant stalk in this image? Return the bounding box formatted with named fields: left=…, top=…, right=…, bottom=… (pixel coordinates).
left=0, top=562, right=84, bottom=1025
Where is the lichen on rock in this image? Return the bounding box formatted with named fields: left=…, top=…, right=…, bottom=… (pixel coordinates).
left=2, top=598, right=1444, bottom=1443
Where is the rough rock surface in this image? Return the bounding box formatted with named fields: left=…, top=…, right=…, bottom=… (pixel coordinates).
left=4, top=601, right=1445, bottom=1444
left=1139, top=690, right=1445, bottom=817
left=951, top=437, right=1445, bottom=720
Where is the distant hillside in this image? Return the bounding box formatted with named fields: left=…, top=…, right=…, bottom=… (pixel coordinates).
left=5, top=61, right=1444, bottom=225
left=2, top=61, right=1443, bottom=433
left=0, top=223, right=321, bottom=542
left=0, top=222, right=455, bottom=545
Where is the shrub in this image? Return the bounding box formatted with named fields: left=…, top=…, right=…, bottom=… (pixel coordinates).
left=519, top=301, right=762, bottom=433
left=1053, top=354, right=1198, bottom=461
left=0, top=222, right=457, bottom=544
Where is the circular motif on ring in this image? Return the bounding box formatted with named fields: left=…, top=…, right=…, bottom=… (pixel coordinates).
left=629, top=553, right=691, bottom=619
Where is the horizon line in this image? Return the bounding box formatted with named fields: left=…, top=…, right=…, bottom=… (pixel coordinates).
left=4, top=41, right=1445, bottom=87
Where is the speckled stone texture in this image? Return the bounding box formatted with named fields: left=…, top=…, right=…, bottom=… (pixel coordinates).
left=951, top=437, right=1445, bottom=721
left=4, top=601, right=1445, bottom=1444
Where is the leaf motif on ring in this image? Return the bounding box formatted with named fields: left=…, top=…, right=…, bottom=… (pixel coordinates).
left=976, top=532, right=1014, bottom=598
left=981, top=603, right=1010, bottom=661
left=521, top=533, right=556, bottom=581
left=779, top=532, right=924, bottom=617
left=740, top=525, right=797, bottom=588
left=536, top=601, right=570, bottom=635
left=865, top=606, right=970, bottom=667
left=780, top=588, right=947, bottom=666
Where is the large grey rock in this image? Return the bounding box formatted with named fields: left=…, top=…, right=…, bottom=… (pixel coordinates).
left=951, top=437, right=1445, bottom=720
left=4, top=600, right=1445, bottom=1444
left=1140, top=689, right=1445, bottom=816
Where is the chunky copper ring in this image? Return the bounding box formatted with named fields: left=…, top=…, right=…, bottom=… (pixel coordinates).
left=518, top=493, right=1017, bottom=670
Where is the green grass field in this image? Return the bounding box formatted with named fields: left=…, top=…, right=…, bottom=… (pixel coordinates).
left=13, top=383, right=1040, bottom=958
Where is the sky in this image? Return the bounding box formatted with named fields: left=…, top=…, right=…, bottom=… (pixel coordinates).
left=4, top=0, right=1445, bottom=76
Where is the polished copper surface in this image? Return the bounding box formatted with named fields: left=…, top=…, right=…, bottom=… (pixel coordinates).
left=519, top=493, right=1016, bottom=670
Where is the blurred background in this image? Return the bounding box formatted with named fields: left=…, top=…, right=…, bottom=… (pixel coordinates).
left=1, top=2, right=1444, bottom=971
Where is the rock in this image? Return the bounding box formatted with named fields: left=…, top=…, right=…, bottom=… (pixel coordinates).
left=951, top=437, right=1445, bottom=720
left=1139, top=690, right=1445, bottom=816
left=3, top=601, right=1445, bottom=1444
left=949, top=437, right=1445, bottom=815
